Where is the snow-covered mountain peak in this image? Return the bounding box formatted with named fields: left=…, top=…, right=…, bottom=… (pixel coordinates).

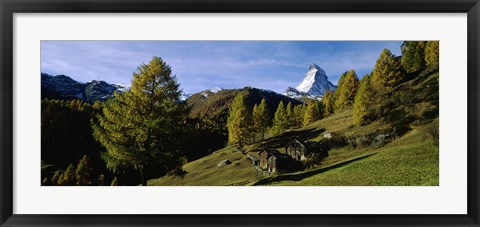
left=286, top=64, right=336, bottom=98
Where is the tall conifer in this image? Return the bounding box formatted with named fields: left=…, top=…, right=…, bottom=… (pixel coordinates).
left=425, top=41, right=439, bottom=67
left=60, top=163, right=76, bottom=186
left=76, top=154, right=93, bottom=185
left=286, top=102, right=294, bottom=128
left=401, top=41, right=427, bottom=73
left=271, top=101, right=289, bottom=135
left=252, top=99, right=269, bottom=140
left=303, top=100, right=321, bottom=126
left=92, top=56, right=187, bottom=186
left=293, top=104, right=305, bottom=128
left=51, top=170, right=63, bottom=186
left=353, top=74, right=377, bottom=126
left=227, top=93, right=251, bottom=148
left=372, top=49, right=403, bottom=90
left=322, top=90, right=335, bottom=116
left=334, top=70, right=359, bottom=111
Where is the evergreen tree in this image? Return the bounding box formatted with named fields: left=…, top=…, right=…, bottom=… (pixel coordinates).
left=252, top=104, right=260, bottom=142
left=303, top=100, right=322, bottom=126
left=286, top=102, right=294, bottom=128
left=227, top=92, right=251, bottom=148
left=322, top=90, right=335, bottom=116
left=51, top=170, right=63, bottom=186
left=252, top=99, right=270, bottom=140
left=271, top=101, right=289, bottom=135
left=334, top=70, right=359, bottom=111
left=258, top=99, right=270, bottom=139
left=92, top=56, right=188, bottom=186
left=425, top=41, right=439, bottom=67
left=59, top=163, right=76, bottom=186
left=75, top=155, right=93, bottom=186
left=293, top=104, right=305, bottom=128
left=372, top=48, right=403, bottom=90
left=401, top=41, right=427, bottom=73
left=353, top=74, right=377, bottom=126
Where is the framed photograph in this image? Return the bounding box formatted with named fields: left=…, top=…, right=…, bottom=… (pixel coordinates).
left=1, top=0, right=479, bottom=226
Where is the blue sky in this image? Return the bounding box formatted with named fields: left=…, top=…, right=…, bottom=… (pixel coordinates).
left=41, top=41, right=402, bottom=94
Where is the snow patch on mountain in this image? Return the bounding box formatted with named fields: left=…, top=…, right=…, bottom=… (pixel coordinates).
left=209, top=86, right=223, bottom=93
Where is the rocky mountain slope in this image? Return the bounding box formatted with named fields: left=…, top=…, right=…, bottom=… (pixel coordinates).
left=41, top=73, right=126, bottom=103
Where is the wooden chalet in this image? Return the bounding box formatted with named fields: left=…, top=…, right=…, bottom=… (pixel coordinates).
left=258, top=149, right=288, bottom=174
left=285, top=139, right=328, bottom=161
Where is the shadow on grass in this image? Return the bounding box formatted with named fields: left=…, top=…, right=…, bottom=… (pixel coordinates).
left=252, top=153, right=377, bottom=185
left=251, top=128, right=326, bottom=152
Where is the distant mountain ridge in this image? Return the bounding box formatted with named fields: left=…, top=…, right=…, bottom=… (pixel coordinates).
left=187, top=86, right=302, bottom=124
left=285, top=64, right=336, bottom=98
left=41, top=73, right=126, bottom=103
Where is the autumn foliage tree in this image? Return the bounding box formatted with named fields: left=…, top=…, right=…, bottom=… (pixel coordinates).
left=321, top=90, right=335, bottom=116
left=271, top=101, right=289, bottom=135
left=292, top=104, right=305, bottom=128
left=303, top=100, right=322, bottom=126
left=227, top=92, right=252, bottom=148
left=353, top=74, right=377, bottom=126
left=76, top=154, right=93, bottom=185
left=252, top=98, right=270, bottom=140
left=51, top=170, right=63, bottom=185
left=334, top=70, right=359, bottom=111
left=372, top=48, right=404, bottom=90
left=59, top=163, right=76, bottom=186
left=92, top=56, right=188, bottom=186
left=425, top=41, right=439, bottom=68
left=286, top=102, right=294, bottom=128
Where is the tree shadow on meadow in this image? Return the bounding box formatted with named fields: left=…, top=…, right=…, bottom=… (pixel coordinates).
left=250, top=127, right=326, bottom=152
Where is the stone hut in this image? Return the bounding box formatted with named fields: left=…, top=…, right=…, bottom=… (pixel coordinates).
left=285, top=139, right=328, bottom=161
left=258, top=149, right=287, bottom=174
left=285, top=139, right=308, bottom=161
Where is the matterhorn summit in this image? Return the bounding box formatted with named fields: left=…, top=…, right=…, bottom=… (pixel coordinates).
left=285, top=64, right=336, bottom=98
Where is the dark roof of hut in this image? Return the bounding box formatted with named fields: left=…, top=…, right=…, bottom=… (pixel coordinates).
left=261, top=149, right=288, bottom=159
left=290, top=139, right=327, bottom=151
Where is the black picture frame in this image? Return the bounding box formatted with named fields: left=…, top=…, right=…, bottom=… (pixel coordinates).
left=1, top=0, right=479, bottom=226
